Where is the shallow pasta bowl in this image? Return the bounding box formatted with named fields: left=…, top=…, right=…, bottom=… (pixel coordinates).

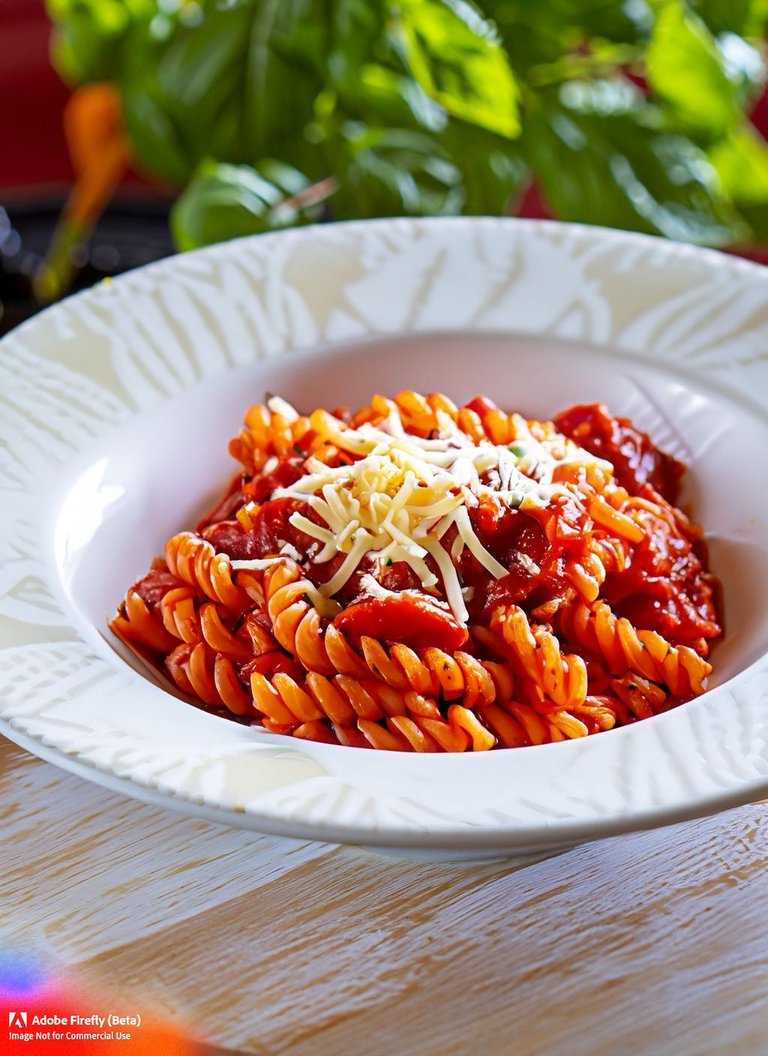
left=2, top=217, right=768, bottom=859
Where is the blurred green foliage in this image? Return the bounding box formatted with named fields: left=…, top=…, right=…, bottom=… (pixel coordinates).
left=48, top=0, right=768, bottom=249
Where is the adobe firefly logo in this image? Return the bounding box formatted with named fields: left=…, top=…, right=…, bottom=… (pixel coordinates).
left=8, top=1011, right=28, bottom=1029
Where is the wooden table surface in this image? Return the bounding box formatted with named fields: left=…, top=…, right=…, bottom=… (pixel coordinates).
left=2, top=734, right=768, bottom=1056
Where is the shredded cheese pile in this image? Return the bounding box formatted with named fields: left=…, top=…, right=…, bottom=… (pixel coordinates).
left=236, top=398, right=603, bottom=625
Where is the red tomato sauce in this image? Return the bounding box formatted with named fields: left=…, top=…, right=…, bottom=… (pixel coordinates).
left=555, top=403, right=719, bottom=646
left=554, top=403, right=685, bottom=503
left=132, top=567, right=182, bottom=609
left=143, top=405, right=720, bottom=654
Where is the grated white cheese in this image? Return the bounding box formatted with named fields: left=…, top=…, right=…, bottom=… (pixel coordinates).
left=256, top=398, right=605, bottom=625
left=230, top=556, right=341, bottom=617
left=266, top=395, right=300, bottom=421
left=279, top=542, right=302, bottom=562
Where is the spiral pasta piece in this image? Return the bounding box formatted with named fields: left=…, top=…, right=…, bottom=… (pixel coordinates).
left=491, top=607, right=589, bottom=711
left=165, top=532, right=250, bottom=610
left=263, top=561, right=368, bottom=677
left=557, top=600, right=711, bottom=699
left=112, top=588, right=179, bottom=654
left=229, top=403, right=314, bottom=474
left=164, top=641, right=251, bottom=715
left=360, top=638, right=497, bottom=706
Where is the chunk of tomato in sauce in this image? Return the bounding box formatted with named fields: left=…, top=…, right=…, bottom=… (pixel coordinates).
left=466, top=505, right=553, bottom=614
left=196, top=473, right=246, bottom=531
left=196, top=457, right=307, bottom=533
left=303, top=555, right=424, bottom=607
left=335, top=593, right=468, bottom=652
left=132, top=568, right=183, bottom=609
left=464, top=395, right=500, bottom=420
left=610, top=582, right=720, bottom=646
left=602, top=508, right=721, bottom=645
left=243, top=456, right=307, bottom=503
left=474, top=504, right=551, bottom=569
left=554, top=403, right=684, bottom=503
left=202, top=497, right=306, bottom=560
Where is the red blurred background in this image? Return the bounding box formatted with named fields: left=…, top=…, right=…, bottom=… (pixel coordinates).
left=2, top=0, right=71, bottom=191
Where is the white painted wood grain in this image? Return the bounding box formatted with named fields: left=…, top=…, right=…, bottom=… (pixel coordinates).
left=3, top=737, right=768, bottom=1056
left=0, top=741, right=335, bottom=961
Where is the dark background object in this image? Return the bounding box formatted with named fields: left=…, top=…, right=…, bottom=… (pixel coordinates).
left=0, top=196, right=174, bottom=336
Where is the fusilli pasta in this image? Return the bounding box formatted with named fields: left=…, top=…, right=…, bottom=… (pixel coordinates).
left=110, top=391, right=721, bottom=751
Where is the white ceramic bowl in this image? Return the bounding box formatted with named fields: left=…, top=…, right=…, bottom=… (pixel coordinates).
left=2, top=217, right=768, bottom=859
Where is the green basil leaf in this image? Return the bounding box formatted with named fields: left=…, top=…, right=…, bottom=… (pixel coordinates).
left=326, top=0, right=389, bottom=93
left=710, top=124, right=768, bottom=204
left=484, top=0, right=651, bottom=74
left=716, top=32, right=766, bottom=106
left=120, top=0, right=327, bottom=183
left=48, top=0, right=155, bottom=83
left=690, top=0, right=768, bottom=37
left=170, top=159, right=318, bottom=250
left=482, top=5, right=569, bottom=71
left=524, top=91, right=745, bottom=245
left=340, top=63, right=449, bottom=134
left=395, top=0, right=521, bottom=138
left=120, top=79, right=193, bottom=184
left=572, top=0, right=653, bottom=42
left=646, top=1, right=740, bottom=140
left=438, top=122, right=527, bottom=213
left=334, top=127, right=464, bottom=217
